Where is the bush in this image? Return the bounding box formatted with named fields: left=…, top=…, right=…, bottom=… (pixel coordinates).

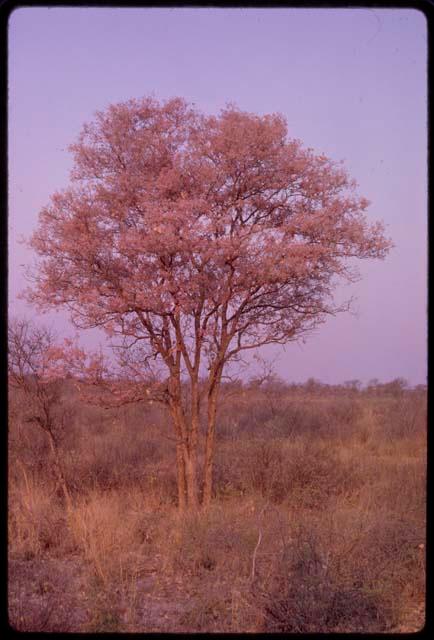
left=374, top=396, right=427, bottom=439
left=261, top=530, right=392, bottom=632
left=239, top=440, right=362, bottom=506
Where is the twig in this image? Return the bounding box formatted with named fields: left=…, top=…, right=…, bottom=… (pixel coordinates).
left=17, top=458, right=31, bottom=496
left=250, top=529, right=263, bottom=583
left=250, top=503, right=268, bottom=583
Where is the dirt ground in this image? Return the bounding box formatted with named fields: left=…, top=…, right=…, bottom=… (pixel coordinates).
left=8, top=554, right=425, bottom=633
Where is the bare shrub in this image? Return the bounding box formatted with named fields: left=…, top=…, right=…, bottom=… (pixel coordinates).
left=247, top=440, right=284, bottom=498
left=260, top=526, right=392, bottom=632
left=237, top=439, right=363, bottom=506
left=161, top=506, right=265, bottom=583
left=8, top=319, right=75, bottom=510
left=212, top=445, right=247, bottom=498
left=375, top=395, right=427, bottom=440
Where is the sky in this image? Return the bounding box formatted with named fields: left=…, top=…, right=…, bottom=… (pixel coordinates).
left=8, top=7, right=427, bottom=386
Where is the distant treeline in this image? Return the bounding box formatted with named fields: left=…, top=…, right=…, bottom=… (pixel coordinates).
left=239, top=376, right=426, bottom=396
left=9, top=373, right=425, bottom=399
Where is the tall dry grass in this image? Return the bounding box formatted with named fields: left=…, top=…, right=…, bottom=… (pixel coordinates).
left=8, top=381, right=426, bottom=632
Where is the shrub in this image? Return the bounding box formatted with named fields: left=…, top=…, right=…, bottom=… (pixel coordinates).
left=261, top=530, right=392, bottom=633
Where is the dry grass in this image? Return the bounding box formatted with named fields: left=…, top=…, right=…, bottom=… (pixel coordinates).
left=8, top=382, right=426, bottom=632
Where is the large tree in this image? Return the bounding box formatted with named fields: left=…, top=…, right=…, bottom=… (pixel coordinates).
left=25, top=96, right=392, bottom=510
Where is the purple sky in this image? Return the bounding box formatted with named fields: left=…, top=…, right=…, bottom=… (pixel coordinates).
left=8, top=7, right=427, bottom=386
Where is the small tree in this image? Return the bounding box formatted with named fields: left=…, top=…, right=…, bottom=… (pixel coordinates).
left=343, top=379, right=362, bottom=393
left=8, top=318, right=73, bottom=510
left=24, top=96, right=392, bottom=510
left=384, top=377, right=409, bottom=397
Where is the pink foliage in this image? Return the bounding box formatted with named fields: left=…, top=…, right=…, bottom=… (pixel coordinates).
left=24, top=96, right=392, bottom=374
left=31, top=338, right=103, bottom=386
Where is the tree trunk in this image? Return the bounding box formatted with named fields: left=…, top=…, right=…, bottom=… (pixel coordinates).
left=186, top=377, right=200, bottom=510
left=184, top=451, right=199, bottom=510
left=169, top=395, right=199, bottom=510
left=169, top=401, right=188, bottom=510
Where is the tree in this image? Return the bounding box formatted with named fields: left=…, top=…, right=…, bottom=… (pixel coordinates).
left=8, top=318, right=74, bottom=511
left=384, top=377, right=409, bottom=397
left=343, top=379, right=362, bottom=393
left=24, top=96, right=392, bottom=510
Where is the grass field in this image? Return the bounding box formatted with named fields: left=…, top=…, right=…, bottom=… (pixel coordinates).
left=8, top=380, right=426, bottom=632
